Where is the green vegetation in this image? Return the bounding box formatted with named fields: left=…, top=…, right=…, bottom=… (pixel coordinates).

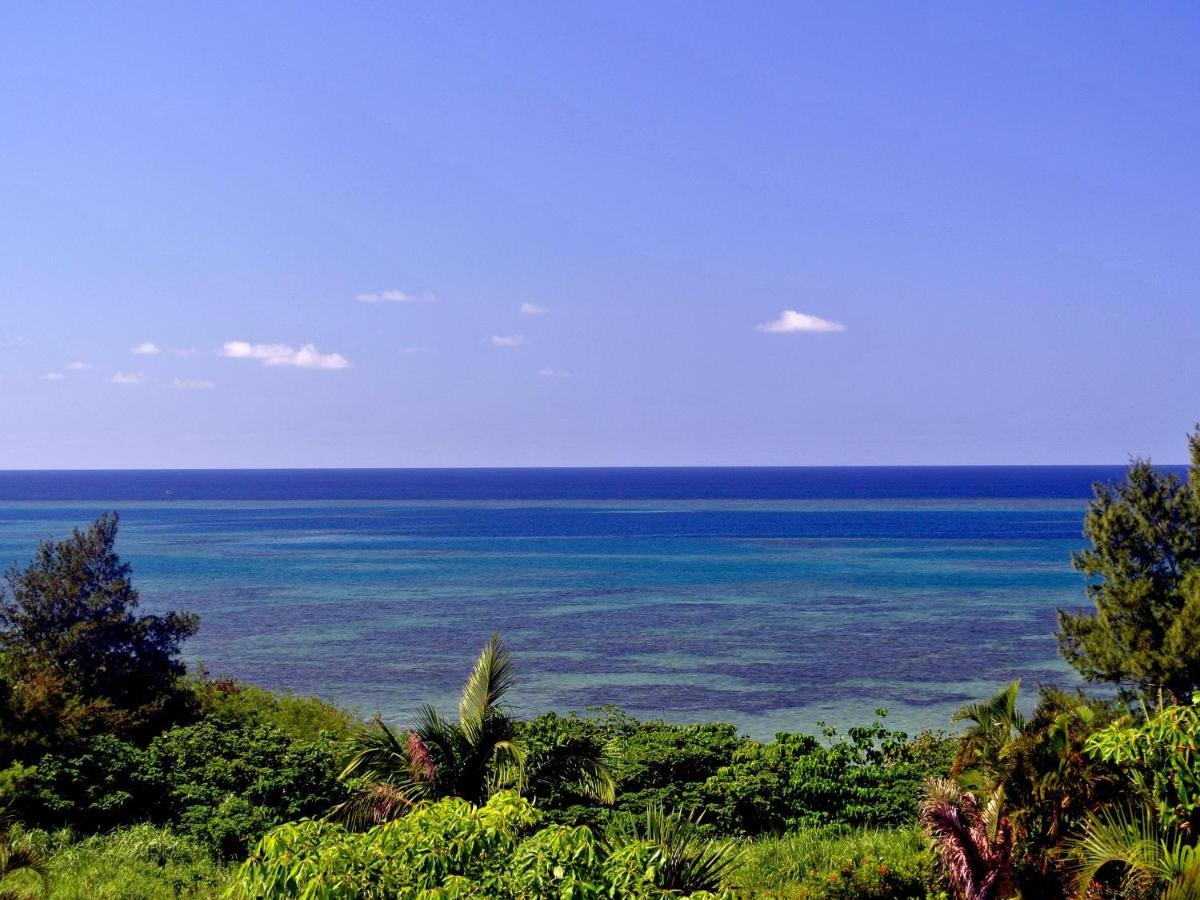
left=36, top=825, right=231, bottom=899
left=1057, top=430, right=1200, bottom=701
left=3, top=430, right=1200, bottom=896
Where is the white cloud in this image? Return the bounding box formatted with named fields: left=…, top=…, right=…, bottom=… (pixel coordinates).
left=220, top=341, right=351, bottom=370
left=519, top=302, right=551, bottom=315
left=755, top=310, right=846, bottom=334
left=109, top=372, right=146, bottom=384
left=490, top=335, right=526, bottom=347
left=173, top=378, right=214, bottom=389
left=66, top=361, right=93, bottom=370
left=399, top=346, right=436, bottom=354
left=173, top=347, right=197, bottom=357
left=356, top=289, right=435, bottom=304
left=537, top=367, right=570, bottom=378
left=132, top=342, right=161, bottom=355
left=42, top=372, right=65, bottom=381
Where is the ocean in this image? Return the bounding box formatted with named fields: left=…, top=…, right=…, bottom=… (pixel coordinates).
left=0, top=467, right=1160, bottom=739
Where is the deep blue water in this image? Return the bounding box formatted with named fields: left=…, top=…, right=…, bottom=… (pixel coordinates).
left=0, top=467, right=1167, bottom=737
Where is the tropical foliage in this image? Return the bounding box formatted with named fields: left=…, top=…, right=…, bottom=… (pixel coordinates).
left=234, top=791, right=733, bottom=899
left=1057, top=428, right=1200, bottom=701
left=336, top=635, right=614, bottom=828
left=3, top=432, right=1200, bottom=898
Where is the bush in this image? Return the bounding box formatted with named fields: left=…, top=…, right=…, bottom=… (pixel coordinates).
left=234, top=791, right=735, bottom=898
left=18, top=720, right=347, bottom=858
left=701, top=717, right=955, bottom=835
left=20, top=735, right=146, bottom=830
left=733, top=825, right=944, bottom=899
left=188, top=676, right=358, bottom=743
left=143, top=720, right=348, bottom=857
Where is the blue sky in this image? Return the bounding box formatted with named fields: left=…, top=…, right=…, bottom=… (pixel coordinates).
left=2, top=2, right=1197, bottom=468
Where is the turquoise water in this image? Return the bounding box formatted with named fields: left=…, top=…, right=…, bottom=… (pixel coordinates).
left=0, top=483, right=1101, bottom=738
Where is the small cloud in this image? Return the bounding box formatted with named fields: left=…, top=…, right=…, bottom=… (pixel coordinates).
left=537, top=367, right=570, bottom=378
left=132, top=342, right=161, bottom=355
left=173, top=347, right=197, bottom=357
left=357, top=289, right=435, bottom=304
left=6, top=336, right=33, bottom=347
left=109, top=372, right=146, bottom=385
left=173, top=378, right=214, bottom=389
left=66, top=361, right=93, bottom=370
left=399, top=346, right=436, bottom=354
left=490, top=335, right=526, bottom=347
left=42, top=372, right=65, bottom=381
left=519, top=302, right=551, bottom=315
left=755, top=310, right=846, bottom=334
left=220, top=341, right=351, bottom=370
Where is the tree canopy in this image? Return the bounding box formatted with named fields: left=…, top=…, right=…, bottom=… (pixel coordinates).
left=0, top=513, right=198, bottom=742
left=1057, top=427, right=1200, bottom=700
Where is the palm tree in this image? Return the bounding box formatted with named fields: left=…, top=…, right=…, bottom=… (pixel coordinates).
left=335, top=635, right=614, bottom=828
left=1070, top=805, right=1200, bottom=900
left=952, top=679, right=1026, bottom=837
left=920, top=778, right=1014, bottom=900
left=606, top=804, right=742, bottom=894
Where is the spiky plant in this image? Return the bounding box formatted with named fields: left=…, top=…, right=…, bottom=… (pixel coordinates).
left=335, top=634, right=613, bottom=828
left=920, top=778, right=1014, bottom=900
left=607, top=804, right=742, bottom=893
left=1070, top=805, right=1200, bottom=900
left=0, top=819, right=47, bottom=900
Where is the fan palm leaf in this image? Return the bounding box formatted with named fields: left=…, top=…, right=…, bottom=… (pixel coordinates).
left=1070, top=804, right=1200, bottom=899
left=0, top=821, right=48, bottom=900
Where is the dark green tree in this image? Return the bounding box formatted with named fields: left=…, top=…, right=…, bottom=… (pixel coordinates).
left=1056, top=428, right=1200, bottom=701
left=0, top=513, right=199, bottom=737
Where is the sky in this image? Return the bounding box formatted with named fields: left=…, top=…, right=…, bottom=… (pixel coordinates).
left=1, top=2, right=1197, bottom=468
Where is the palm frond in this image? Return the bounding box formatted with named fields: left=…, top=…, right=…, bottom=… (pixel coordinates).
left=328, top=781, right=423, bottom=830
left=0, top=824, right=48, bottom=898
left=1068, top=804, right=1192, bottom=898
left=571, top=756, right=617, bottom=806
left=458, top=634, right=516, bottom=743
left=952, top=680, right=1026, bottom=765
left=339, top=716, right=411, bottom=783
left=920, top=778, right=1013, bottom=900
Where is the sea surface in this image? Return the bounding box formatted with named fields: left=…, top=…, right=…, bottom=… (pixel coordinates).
left=0, top=467, right=1166, bottom=739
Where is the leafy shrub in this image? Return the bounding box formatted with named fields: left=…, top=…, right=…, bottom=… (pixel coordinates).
left=143, top=720, right=348, bottom=857
left=189, top=677, right=357, bottom=743
left=700, top=716, right=953, bottom=835
left=20, top=735, right=146, bottom=830
left=19, top=720, right=346, bottom=857
left=518, top=708, right=742, bottom=830
left=234, top=791, right=735, bottom=898
left=733, top=825, right=943, bottom=899
left=1084, top=696, right=1200, bottom=833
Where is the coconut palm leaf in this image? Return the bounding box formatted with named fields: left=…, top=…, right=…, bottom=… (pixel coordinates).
left=458, top=633, right=516, bottom=744
left=333, top=634, right=613, bottom=822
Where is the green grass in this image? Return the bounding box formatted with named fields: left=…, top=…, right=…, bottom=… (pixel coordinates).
left=732, top=825, right=945, bottom=899
left=37, top=825, right=232, bottom=899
